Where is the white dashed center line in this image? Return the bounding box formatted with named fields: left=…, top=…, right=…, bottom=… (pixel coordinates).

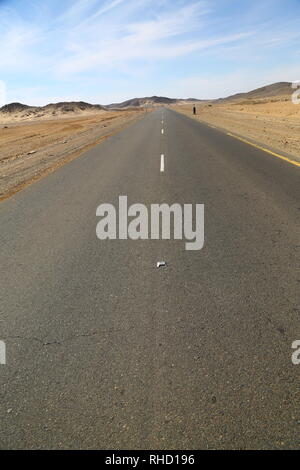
left=161, top=129, right=164, bottom=134
left=160, top=154, right=165, bottom=173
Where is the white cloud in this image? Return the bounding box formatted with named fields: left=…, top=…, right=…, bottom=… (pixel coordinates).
left=83, top=0, right=128, bottom=23
left=56, top=2, right=250, bottom=76
left=0, top=25, right=42, bottom=69
left=126, top=2, right=208, bottom=41
left=55, top=0, right=99, bottom=23
left=1, top=0, right=300, bottom=104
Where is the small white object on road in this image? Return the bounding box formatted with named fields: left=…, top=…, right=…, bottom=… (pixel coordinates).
left=157, top=261, right=167, bottom=268
left=161, top=129, right=164, bottom=134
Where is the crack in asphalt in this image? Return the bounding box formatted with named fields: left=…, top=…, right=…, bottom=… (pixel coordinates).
left=2, top=327, right=132, bottom=348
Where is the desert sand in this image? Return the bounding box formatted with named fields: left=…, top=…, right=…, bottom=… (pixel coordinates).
left=0, top=109, right=144, bottom=200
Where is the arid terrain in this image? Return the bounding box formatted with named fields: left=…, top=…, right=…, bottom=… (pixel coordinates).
left=0, top=108, right=145, bottom=200
left=173, top=82, right=300, bottom=161
left=1, top=82, right=299, bottom=201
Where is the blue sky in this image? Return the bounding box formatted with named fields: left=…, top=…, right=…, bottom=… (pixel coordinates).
left=1, top=0, right=300, bottom=105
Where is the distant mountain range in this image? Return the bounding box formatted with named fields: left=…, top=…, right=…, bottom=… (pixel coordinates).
left=217, top=81, right=292, bottom=103
left=106, top=96, right=203, bottom=108
left=0, top=82, right=293, bottom=121
left=0, top=96, right=201, bottom=117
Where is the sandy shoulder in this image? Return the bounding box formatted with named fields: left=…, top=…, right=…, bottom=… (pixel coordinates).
left=173, top=97, right=300, bottom=163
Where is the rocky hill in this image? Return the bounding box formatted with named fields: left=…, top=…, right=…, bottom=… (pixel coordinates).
left=218, top=82, right=293, bottom=103
left=0, top=101, right=106, bottom=122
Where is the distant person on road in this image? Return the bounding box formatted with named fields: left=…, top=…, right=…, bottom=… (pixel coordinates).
left=193, top=106, right=196, bottom=115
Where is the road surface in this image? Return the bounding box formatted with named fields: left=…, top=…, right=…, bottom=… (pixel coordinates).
left=0, top=108, right=299, bottom=449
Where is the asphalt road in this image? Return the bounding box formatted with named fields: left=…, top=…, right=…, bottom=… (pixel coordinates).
left=0, top=108, right=299, bottom=449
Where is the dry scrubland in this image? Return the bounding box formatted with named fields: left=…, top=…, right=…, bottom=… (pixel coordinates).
left=0, top=109, right=145, bottom=200
left=174, top=95, right=300, bottom=161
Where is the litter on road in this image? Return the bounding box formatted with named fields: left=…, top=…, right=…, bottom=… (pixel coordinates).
left=157, top=261, right=167, bottom=268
